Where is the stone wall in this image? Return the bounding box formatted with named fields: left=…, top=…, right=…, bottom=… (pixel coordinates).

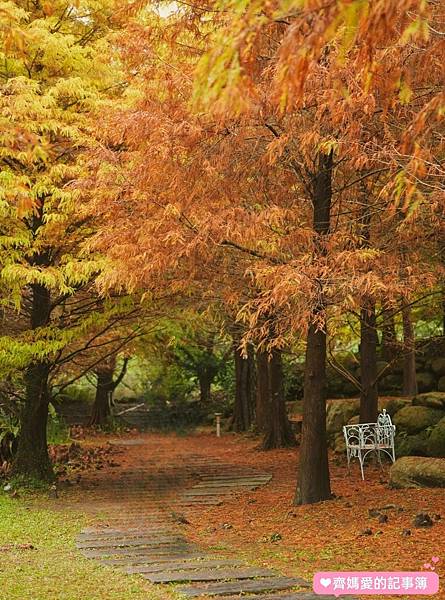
left=324, top=392, right=445, bottom=458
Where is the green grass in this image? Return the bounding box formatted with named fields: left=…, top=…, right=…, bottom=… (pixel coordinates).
left=0, top=494, right=169, bottom=600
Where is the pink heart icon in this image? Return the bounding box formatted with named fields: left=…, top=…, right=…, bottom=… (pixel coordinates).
left=432, top=557, right=440, bottom=563
left=423, top=563, right=431, bottom=569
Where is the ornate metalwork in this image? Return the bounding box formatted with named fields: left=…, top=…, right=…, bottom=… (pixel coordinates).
left=343, top=409, right=396, bottom=480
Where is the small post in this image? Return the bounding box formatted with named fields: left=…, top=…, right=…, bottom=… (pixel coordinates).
left=215, top=412, right=222, bottom=437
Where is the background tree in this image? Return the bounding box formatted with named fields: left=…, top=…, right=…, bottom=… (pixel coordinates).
left=0, top=0, right=128, bottom=480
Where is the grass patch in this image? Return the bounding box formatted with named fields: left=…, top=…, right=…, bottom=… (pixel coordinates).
left=0, top=494, right=167, bottom=600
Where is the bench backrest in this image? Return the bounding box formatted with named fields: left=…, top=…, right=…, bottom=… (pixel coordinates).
left=343, top=409, right=395, bottom=448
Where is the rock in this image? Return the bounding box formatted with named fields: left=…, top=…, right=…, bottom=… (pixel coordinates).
left=360, top=528, right=373, bottom=536
left=426, top=417, right=445, bottom=458
left=402, top=529, right=411, bottom=537
left=368, top=508, right=381, bottom=518
left=379, top=397, right=411, bottom=417
left=413, top=513, right=434, bottom=528
left=431, top=358, right=445, bottom=377
left=378, top=514, right=388, bottom=524
left=395, top=431, right=429, bottom=457
left=333, top=432, right=346, bottom=454
left=390, top=456, right=445, bottom=488
left=413, top=392, right=445, bottom=410
left=326, top=399, right=359, bottom=433
left=416, top=372, right=436, bottom=393
left=393, top=405, right=444, bottom=434
left=438, top=377, right=445, bottom=393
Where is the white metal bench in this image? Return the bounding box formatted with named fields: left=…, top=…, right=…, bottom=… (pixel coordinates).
left=343, top=409, right=396, bottom=480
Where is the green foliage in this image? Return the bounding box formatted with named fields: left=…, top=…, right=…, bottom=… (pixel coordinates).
left=46, top=403, right=70, bottom=445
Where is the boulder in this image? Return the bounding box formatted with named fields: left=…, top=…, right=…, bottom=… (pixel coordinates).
left=413, top=392, right=445, bottom=410
left=390, top=456, right=445, bottom=488
left=393, top=405, right=444, bottom=434
left=431, top=357, right=445, bottom=377
left=333, top=432, right=346, bottom=454
left=379, top=397, right=411, bottom=417
left=326, top=399, right=359, bottom=433
left=395, top=431, right=429, bottom=457
left=416, top=372, right=436, bottom=393
left=427, top=417, right=445, bottom=458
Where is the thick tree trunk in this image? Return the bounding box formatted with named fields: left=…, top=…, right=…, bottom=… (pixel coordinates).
left=255, top=350, right=269, bottom=433
left=198, top=373, right=212, bottom=404
left=90, top=369, right=114, bottom=426
left=360, top=299, right=378, bottom=423
left=261, top=349, right=296, bottom=450
left=13, top=284, right=53, bottom=480
left=442, top=288, right=445, bottom=337
left=295, top=151, right=333, bottom=505
left=232, top=344, right=255, bottom=432
left=89, top=356, right=129, bottom=427
left=402, top=303, right=418, bottom=396
left=380, top=310, right=398, bottom=362
left=295, top=323, right=331, bottom=504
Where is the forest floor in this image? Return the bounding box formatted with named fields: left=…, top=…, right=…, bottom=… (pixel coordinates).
left=0, top=429, right=444, bottom=600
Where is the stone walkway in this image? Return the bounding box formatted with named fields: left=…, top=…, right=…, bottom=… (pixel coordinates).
left=71, top=436, right=351, bottom=600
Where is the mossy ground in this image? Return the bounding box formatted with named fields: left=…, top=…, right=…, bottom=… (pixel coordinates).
left=0, top=494, right=168, bottom=600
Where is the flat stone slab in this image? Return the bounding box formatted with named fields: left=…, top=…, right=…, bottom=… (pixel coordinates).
left=125, top=560, right=246, bottom=574
left=109, top=439, right=147, bottom=446
left=199, top=476, right=271, bottom=482
left=77, top=529, right=173, bottom=541
left=176, top=498, right=223, bottom=506
left=178, top=577, right=308, bottom=597
left=143, top=567, right=276, bottom=583
left=80, top=544, right=195, bottom=558
left=193, top=481, right=270, bottom=489
left=182, top=488, right=258, bottom=497
left=76, top=536, right=182, bottom=549
left=100, top=553, right=210, bottom=567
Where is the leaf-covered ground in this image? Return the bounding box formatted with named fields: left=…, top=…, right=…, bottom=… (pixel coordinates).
left=1, top=430, right=444, bottom=599
left=179, top=433, right=445, bottom=581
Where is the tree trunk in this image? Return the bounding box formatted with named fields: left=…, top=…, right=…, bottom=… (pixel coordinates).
left=380, top=309, right=398, bottom=362
left=89, top=356, right=130, bottom=427
left=295, top=151, right=333, bottom=506
left=90, top=369, right=115, bottom=426
left=255, top=350, right=269, bottom=433
left=442, top=288, right=445, bottom=337
left=402, top=302, right=418, bottom=396
left=360, top=299, right=378, bottom=423
left=295, top=323, right=331, bottom=504
left=12, top=284, right=53, bottom=481
left=232, top=343, right=255, bottom=431
left=261, top=349, right=296, bottom=449
left=198, top=372, right=212, bottom=404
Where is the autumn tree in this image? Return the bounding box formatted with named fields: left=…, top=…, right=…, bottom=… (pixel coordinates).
left=85, top=0, right=444, bottom=505
left=0, top=0, right=131, bottom=480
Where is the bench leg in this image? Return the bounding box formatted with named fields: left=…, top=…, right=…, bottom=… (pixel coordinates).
left=358, top=450, right=365, bottom=480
